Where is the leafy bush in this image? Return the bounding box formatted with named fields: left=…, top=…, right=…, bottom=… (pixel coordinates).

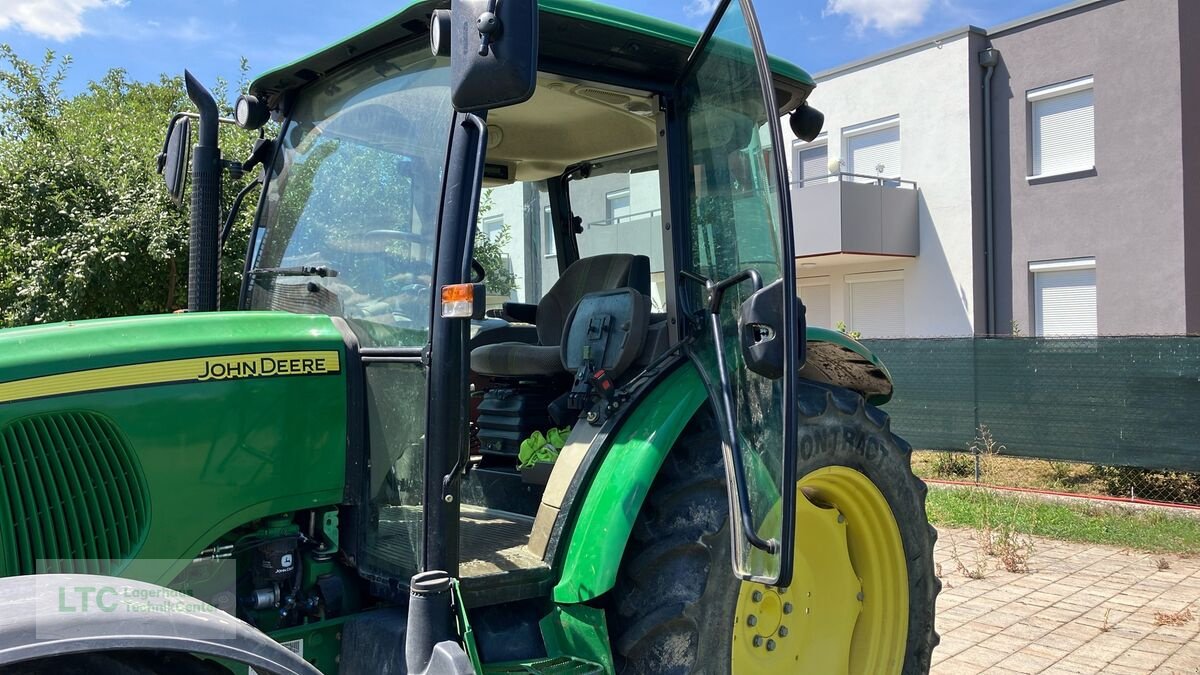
left=932, top=451, right=974, bottom=479
left=0, top=46, right=258, bottom=327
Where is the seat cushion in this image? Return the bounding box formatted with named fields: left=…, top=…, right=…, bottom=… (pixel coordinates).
left=471, top=343, right=564, bottom=378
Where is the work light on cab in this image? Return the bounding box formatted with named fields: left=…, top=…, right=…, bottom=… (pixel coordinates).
left=234, top=94, right=270, bottom=130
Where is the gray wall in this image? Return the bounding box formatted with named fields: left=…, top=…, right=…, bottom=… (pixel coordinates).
left=988, top=0, right=1188, bottom=335
left=1181, top=0, right=1200, bottom=334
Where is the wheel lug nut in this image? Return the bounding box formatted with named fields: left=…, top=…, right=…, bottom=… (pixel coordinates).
left=752, top=590, right=763, bottom=602
left=782, top=602, right=793, bottom=614
left=837, top=514, right=845, bottom=523
left=766, top=639, right=776, bottom=651
left=752, top=636, right=763, bottom=647
left=856, top=591, right=864, bottom=602
left=747, top=615, right=758, bottom=627
left=778, top=626, right=789, bottom=637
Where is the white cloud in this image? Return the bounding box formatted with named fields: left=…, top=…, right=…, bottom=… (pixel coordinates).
left=683, top=0, right=721, bottom=19
left=824, top=0, right=931, bottom=34
left=0, top=0, right=126, bottom=41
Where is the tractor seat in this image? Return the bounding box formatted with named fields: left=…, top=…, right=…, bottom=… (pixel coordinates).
left=471, top=253, right=650, bottom=378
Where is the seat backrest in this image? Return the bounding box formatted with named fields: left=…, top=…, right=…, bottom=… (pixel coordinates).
left=560, top=288, right=650, bottom=382
left=537, top=254, right=650, bottom=346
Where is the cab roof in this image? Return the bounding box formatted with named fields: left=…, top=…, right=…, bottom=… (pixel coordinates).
left=249, top=0, right=815, bottom=113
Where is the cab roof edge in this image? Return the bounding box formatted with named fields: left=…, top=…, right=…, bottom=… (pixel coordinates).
left=248, top=0, right=814, bottom=113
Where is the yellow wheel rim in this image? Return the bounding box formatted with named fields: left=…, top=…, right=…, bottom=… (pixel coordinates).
left=731, top=466, right=909, bottom=674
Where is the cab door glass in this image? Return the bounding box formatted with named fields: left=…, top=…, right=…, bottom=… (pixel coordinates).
left=680, top=0, right=797, bottom=584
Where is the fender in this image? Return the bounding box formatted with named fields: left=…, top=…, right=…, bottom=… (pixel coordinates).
left=551, top=328, right=891, bottom=604
left=0, top=574, right=320, bottom=675
left=803, top=326, right=894, bottom=405
left=552, top=362, right=709, bottom=603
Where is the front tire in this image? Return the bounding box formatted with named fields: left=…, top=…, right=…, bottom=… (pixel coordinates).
left=608, top=380, right=939, bottom=674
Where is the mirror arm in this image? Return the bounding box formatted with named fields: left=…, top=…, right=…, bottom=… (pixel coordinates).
left=476, top=0, right=501, bottom=56
left=157, top=112, right=240, bottom=174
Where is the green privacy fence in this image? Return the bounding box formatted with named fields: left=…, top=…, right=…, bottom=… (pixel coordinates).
left=859, top=337, right=1200, bottom=473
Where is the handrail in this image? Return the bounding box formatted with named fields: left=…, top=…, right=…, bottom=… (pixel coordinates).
left=791, top=171, right=917, bottom=189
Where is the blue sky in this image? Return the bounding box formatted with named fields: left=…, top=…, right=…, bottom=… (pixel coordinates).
left=0, top=0, right=1066, bottom=95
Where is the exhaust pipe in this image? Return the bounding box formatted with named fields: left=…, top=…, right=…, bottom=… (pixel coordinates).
left=184, top=70, right=221, bottom=312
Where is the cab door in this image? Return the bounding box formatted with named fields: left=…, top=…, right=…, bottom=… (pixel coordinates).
left=676, top=0, right=802, bottom=586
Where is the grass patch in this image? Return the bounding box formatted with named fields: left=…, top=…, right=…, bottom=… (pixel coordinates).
left=913, top=451, right=1108, bottom=494
left=913, top=450, right=1200, bottom=505
left=926, top=486, right=1200, bottom=554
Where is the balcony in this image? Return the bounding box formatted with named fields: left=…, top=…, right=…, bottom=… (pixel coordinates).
left=791, top=173, right=919, bottom=265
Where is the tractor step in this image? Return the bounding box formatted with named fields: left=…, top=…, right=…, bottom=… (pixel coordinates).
left=368, top=505, right=551, bottom=607
left=483, top=656, right=604, bottom=674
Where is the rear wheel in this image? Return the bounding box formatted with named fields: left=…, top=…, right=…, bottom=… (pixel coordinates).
left=609, top=380, right=939, bottom=674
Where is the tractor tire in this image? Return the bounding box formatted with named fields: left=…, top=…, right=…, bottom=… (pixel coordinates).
left=608, top=379, right=939, bottom=674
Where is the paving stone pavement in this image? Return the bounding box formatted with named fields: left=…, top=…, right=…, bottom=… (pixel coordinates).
left=932, top=526, right=1200, bottom=674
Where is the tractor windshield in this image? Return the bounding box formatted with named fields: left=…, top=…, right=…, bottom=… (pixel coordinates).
left=248, top=45, right=452, bottom=348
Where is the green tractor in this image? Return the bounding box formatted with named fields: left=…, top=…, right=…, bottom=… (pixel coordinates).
left=0, top=1, right=938, bottom=673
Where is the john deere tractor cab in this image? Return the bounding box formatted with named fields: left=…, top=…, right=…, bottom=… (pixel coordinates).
left=0, top=1, right=937, bottom=674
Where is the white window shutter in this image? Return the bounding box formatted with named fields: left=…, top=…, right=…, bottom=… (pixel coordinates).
left=1035, top=268, right=1096, bottom=336
left=1032, top=88, right=1094, bottom=176
left=849, top=278, right=905, bottom=337
left=798, top=145, right=828, bottom=185
left=847, top=126, right=901, bottom=179
left=800, top=283, right=831, bottom=328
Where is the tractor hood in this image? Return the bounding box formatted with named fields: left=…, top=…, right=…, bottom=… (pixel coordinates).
left=0, top=312, right=346, bottom=391
left=0, top=312, right=348, bottom=583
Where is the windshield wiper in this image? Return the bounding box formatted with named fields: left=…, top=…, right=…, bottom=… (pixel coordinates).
left=249, top=265, right=339, bottom=278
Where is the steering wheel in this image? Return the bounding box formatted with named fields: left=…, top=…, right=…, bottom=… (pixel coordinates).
left=470, top=258, right=486, bottom=283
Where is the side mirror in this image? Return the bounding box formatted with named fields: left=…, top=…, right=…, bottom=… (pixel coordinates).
left=158, top=117, right=192, bottom=207
left=430, top=0, right=538, bottom=112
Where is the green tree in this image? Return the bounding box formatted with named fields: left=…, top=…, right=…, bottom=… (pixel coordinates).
left=0, top=46, right=257, bottom=327
left=473, top=188, right=517, bottom=297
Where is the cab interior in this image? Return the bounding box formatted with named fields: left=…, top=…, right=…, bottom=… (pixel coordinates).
left=409, top=71, right=675, bottom=605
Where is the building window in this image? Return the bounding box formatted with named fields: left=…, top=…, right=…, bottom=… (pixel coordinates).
left=1031, top=257, right=1096, bottom=336
left=605, top=189, right=631, bottom=223
left=481, top=215, right=505, bottom=240
left=844, top=116, right=900, bottom=181
left=792, top=138, right=829, bottom=187
left=542, top=206, right=556, bottom=257
left=1028, top=76, right=1094, bottom=178
left=798, top=278, right=832, bottom=328
left=846, top=270, right=905, bottom=337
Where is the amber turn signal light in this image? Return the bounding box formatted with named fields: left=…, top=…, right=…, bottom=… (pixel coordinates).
left=441, top=283, right=486, bottom=319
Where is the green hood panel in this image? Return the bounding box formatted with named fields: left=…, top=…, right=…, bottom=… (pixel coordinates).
left=0, top=312, right=348, bottom=583
left=0, top=312, right=345, bottom=384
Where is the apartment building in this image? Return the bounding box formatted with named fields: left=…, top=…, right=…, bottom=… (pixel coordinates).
left=480, top=0, right=1196, bottom=337
left=786, top=0, right=1198, bottom=337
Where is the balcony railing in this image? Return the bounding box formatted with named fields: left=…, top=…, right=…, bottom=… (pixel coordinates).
left=790, top=172, right=919, bottom=259
left=792, top=172, right=918, bottom=190
left=586, top=208, right=663, bottom=228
